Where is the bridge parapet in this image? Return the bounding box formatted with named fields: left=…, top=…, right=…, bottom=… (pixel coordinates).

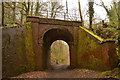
left=27, top=16, right=82, bottom=27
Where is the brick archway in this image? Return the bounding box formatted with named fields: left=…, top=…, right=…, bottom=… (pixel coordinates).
left=43, top=28, right=74, bottom=69
left=27, top=16, right=81, bottom=70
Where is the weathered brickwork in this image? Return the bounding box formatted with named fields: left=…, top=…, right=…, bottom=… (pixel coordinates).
left=27, top=16, right=81, bottom=70
left=77, top=27, right=118, bottom=71
left=2, top=24, right=35, bottom=78
left=2, top=16, right=118, bottom=78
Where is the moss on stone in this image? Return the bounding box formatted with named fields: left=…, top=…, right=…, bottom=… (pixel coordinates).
left=89, top=55, right=103, bottom=70
left=80, top=26, right=104, bottom=42
left=98, top=68, right=119, bottom=78
left=27, top=15, right=40, bottom=18
left=15, top=30, right=27, bottom=75
left=101, top=39, right=116, bottom=44
left=25, top=22, right=35, bottom=71
left=80, top=26, right=116, bottom=44
left=77, top=27, right=113, bottom=71
left=14, top=22, right=35, bottom=76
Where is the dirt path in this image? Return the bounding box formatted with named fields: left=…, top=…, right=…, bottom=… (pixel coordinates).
left=13, top=64, right=102, bottom=78
left=14, top=69, right=101, bottom=78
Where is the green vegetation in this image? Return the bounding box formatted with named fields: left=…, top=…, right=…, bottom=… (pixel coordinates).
left=77, top=28, right=104, bottom=71
left=98, top=68, right=119, bottom=78
left=25, top=22, right=35, bottom=71
left=77, top=27, right=118, bottom=71
left=51, top=40, right=70, bottom=65
left=2, top=0, right=120, bottom=78
left=80, top=26, right=104, bottom=42
left=15, top=22, right=35, bottom=75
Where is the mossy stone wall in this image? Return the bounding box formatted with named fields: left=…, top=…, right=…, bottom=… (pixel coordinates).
left=2, top=19, right=118, bottom=78
left=2, top=23, right=35, bottom=78
left=77, top=27, right=118, bottom=71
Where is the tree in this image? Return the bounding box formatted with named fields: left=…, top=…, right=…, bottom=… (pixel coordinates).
left=30, top=2, right=33, bottom=16
left=35, top=2, right=48, bottom=17
left=108, top=1, right=118, bottom=27
left=17, top=2, right=30, bottom=16
left=96, top=0, right=118, bottom=27
left=2, top=2, right=4, bottom=26
left=118, top=1, right=120, bottom=70
left=27, top=1, right=30, bottom=15
left=50, top=2, right=64, bottom=19
left=35, top=2, right=40, bottom=16
left=16, top=2, right=31, bottom=23
left=5, top=2, right=16, bottom=22
left=68, top=8, right=79, bottom=21
left=78, top=0, right=84, bottom=26
left=13, top=2, right=16, bottom=22
left=20, top=3, right=24, bottom=24
left=2, top=1, right=64, bottom=25
left=88, top=0, right=94, bottom=31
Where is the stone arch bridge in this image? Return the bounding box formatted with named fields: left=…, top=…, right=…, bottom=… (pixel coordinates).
left=27, top=16, right=118, bottom=70
left=2, top=16, right=118, bottom=78
left=27, top=16, right=80, bottom=69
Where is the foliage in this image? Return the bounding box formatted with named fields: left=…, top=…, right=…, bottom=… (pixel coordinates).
left=80, top=26, right=104, bottom=41
left=51, top=40, right=70, bottom=65
left=95, top=27, right=117, bottom=39
left=108, top=2, right=118, bottom=27
left=96, top=0, right=118, bottom=27
left=98, top=68, right=119, bottom=78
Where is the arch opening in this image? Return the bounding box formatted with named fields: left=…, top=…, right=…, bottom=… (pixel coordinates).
left=50, top=40, right=70, bottom=70
left=43, top=28, right=74, bottom=70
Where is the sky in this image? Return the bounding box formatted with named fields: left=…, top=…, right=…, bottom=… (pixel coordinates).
left=61, top=0, right=113, bottom=21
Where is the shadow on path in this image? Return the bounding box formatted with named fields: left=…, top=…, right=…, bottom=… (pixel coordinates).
left=12, top=63, right=102, bottom=78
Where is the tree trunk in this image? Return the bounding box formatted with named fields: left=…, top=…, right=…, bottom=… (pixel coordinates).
left=51, top=2, right=55, bottom=18
left=27, top=1, right=30, bottom=15
left=31, top=2, right=33, bottom=16
left=46, top=10, right=48, bottom=18
left=35, top=2, right=40, bottom=16
left=25, top=1, right=30, bottom=16
left=118, top=1, right=120, bottom=74
left=78, top=0, right=84, bottom=26
left=13, top=2, right=16, bottom=22
left=100, top=0, right=110, bottom=15
left=2, top=2, right=4, bottom=26
left=89, top=1, right=94, bottom=31
left=21, top=4, right=24, bottom=24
